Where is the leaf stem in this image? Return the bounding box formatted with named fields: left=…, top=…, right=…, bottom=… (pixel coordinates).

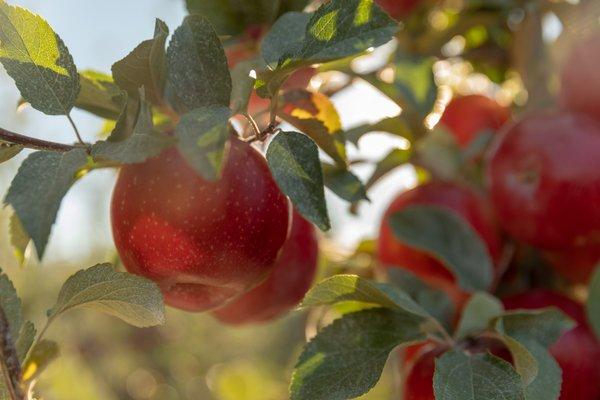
left=66, top=114, right=88, bottom=152
left=0, top=307, right=24, bottom=400
left=0, top=127, right=78, bottom=152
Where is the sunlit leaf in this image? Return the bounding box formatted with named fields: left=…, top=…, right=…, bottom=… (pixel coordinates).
left=9, top=213, right=29, bottom=265
left=363, top=148, right=411, bottom=192
left=393, top=55, right=437, bottom=117
left=345, top=116, right=413, bottom=145
left=22, top=340, right=59, bottom=383
left=47, top=263, right=165, bottom=328
left=5, top=149, right=88, bottom=257
left=15, top=321, right=35, bottom=363
left=291, top=308, right=426, bottom=400
left=278, top=90, right=347, bottom=166
left=0, top=2, right=79, bottom=115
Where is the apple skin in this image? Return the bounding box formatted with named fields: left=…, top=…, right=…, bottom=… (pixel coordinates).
left=378, top=182, right=502, bottom=305
left=110, top=138, right=290, bottom=312
left=544, top=243, right=600, bottom=284
left=212, top=210, right=318, bottom=325
left=440, top=95, right=510, bottom=147
left=486, top=110, right=600, bottom=250
left=560, top=34, right=600, bottom=120
left=503, top=290, right=600, bottom=400
left=375, top=0, right=423, bottom=20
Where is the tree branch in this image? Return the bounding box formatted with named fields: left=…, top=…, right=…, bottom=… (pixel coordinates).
left=0, top=307, right=24, bottom=400
left=0, top=127, right=79, bottom=152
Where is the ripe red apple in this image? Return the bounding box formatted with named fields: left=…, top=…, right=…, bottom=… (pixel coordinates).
left=378, top=182, right=502, bottom=305
left=503, top=290, right=600, bottom=400
left=440, top=95, right=510, bottom=147
left=559, top=33, right=600, bottom=120
left=110, top=138, right=290, bottom=312
left=212, top=210, right=318, bottom=325
left=486, top=110, right=600, bottom=250
left=375, top=0, right=423, bottom=20
left=544, top=243, right=600, bottom=284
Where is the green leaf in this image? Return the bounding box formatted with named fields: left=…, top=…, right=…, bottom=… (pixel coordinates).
left=9, top=213, right=29, bottom=265
left=278, top=90, right=347, bottom=167
left=47, top=263, right=165, bottom=328
left=322, top=163, right=368, bottom=202
left=517, top=340, right=561, bottom=400
left=389, top=205, right=494, bottom=292
left=455, top=292, right=504, bottom=339
left=91, top=89, right=174, bottom=164
left=230, top=59, right=260, bottom=114
left=363, top=148, right=411, bottom=193
left=416, top=128, right=462, bottom=181
left=587, top=264, right=600, bottom=340
left=75, top=70, right=125, bottom=120
left=22, top=340, right=59, bottom=382
left=294, top=0, right=397, bottom=64
left=5, top=149, right=88, bottom=257
left=15, top=321, right=35, bottom=363
left=387, top=269, right=455, bottom=329
left=393, top=55, right=437, bottom=117
left=262, top=11, right=312, bottom=68
left=175, top=106, right=231, bottom=180
left=0, top=2, right=79, bottom=115
left=0, top=142, right=22, bottom=163
left=266, top=131, right=330, bottom=230
left=300, top=274, right=428, bottom=318
left=494, top=309, right=575, bottom=347
left=290, top=308, right=426, bottom=400
left=497, top=335, right=538, bottom=386
left=433, top=350, right=524, bottom=400
left=0, top=270, right=22, bottom=339
left=166, top=15, right=231, bottom=113
left=345, top=116, right=413, bottom=145
left=112, top=19, right=169, bottom=106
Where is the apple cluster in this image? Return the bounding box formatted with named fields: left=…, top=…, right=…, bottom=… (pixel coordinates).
left=377, top=31, right=600, bottom=399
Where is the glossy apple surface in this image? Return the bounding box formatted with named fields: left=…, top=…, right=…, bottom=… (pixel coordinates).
left=559, top=34, right=600, bottom=119
left=378, top=182, right=502, bottom=304
left=487, top=110, right=600, bottom=249
left=503, top=290, right=600, bottom=400
left=111, top=139, right=290, bottom=312
left=440, top=95, right=510, bottom=147
left=213, top=210, right=318, bottom=325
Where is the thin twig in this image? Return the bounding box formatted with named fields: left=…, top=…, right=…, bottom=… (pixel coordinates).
left=241, top=113, right=261, bottom=139
left=0, top=127, right=78, bottom=152
left=0, top=307, right=24, bottom=400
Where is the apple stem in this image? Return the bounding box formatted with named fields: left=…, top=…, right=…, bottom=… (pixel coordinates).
left=0, top=126, right=80, bottom=152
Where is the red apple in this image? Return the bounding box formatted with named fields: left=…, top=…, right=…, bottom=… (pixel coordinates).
left=378, top=182, right=502, bottom=305
left=559, top=33, right=600, bottom=120
left=212, top=210, right=318, bottom=325
left=440, top=95, right=510, bottom=147
left=486, top=110, right=600, bottom=250
left=503, top=290, right=600, bottom=400
left=375, top=0, right=423, bottom=20
left=110, top=138, right=290, bottom=312
left=544, top=243, right=600, bottom=284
